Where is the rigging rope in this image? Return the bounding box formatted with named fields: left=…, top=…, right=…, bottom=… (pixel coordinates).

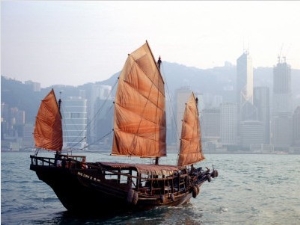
left=160, top=62, right=181, bottom=163
left=79, top=130, right=113, bottom=151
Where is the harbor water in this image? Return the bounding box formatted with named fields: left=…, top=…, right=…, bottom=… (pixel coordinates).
left=1, top=151, right=300, bottom=224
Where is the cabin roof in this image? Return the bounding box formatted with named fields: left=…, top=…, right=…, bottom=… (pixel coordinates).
left=99, top=162, right=183, bottom=176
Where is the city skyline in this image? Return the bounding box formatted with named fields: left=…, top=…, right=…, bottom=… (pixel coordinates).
left=2, top=59, right=300, bottom=153
left=2, top=1, right=300, bottom=88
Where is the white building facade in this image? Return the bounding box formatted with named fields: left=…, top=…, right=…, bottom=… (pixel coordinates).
left=62, top=96, right=88, bottom=150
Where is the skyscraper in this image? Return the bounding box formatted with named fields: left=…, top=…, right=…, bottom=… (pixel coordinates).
left=240, top=120, right=264, bottom=149
left=220, top=103, right=237, bottom=147
left=202, top=108, right=220, bottom=139
left=272, top=58, right=292, bottom=115
left=236, top=51, right=254, bottom=121
left=271, top=112, right=292, bottom=148
left=254, top=87, right=270, bottom=144
left=62, top=96, right=87, bottom=150
left=271, top=58, right=293, bottom=149
left=89, top=84, right=112, bottom=143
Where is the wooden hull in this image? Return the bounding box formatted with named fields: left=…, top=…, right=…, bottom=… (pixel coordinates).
left=31, top=165, right=132, bottom=214
left=30, top=155, right=217, bottom=216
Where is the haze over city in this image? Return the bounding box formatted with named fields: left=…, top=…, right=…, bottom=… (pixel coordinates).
left=2, top=1, right=300, bottom=88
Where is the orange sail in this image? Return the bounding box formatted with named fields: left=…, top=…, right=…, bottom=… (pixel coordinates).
left=33, top=89, right=63, bottom=151
left=112, top=41, right=166, bottom=157
left=178, top=93, right=205, bottom=166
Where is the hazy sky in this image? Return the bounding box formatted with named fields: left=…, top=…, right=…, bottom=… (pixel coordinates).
left=2, top=1, right=300, bottom=88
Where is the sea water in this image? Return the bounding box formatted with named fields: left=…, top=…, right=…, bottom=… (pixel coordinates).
left=1, top=151, right=300, bottom=225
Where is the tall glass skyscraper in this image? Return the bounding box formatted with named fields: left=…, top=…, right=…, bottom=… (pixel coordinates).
left=236, top=51, right=254, bottom=121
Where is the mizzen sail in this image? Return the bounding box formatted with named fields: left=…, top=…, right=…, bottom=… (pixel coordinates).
left=33, top=89, right=63, bottom=151
left=112, top=41, right=166, bottom=157
left=177, top=92, right=205, bottom=166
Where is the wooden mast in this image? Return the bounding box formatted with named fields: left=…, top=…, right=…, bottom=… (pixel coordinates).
left=155, top=56, right=162, bottom=165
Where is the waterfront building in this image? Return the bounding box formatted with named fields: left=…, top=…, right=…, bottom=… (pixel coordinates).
left=292, top=106, right=300, bottom=147
left=202, top=108, right=220, bottom=139
left=254, top=87, right=270, bottom=144
left=240, top=120, right=264, bottom=149
left=272, top=58, right=292, bottom=115
left=89, top=84, right=112, bottom=144
left=62, top=96, right=87, bottom=150
left=220, top=103, right=237, bottom=146
left=271, top=112, right=292, bottom=149
left=271, top=58, right=292, bottom=149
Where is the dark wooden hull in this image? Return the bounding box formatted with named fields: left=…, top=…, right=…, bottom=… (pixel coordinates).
left=30, top=155, right=217, bottom=216
left=31, top=165, right=131, bottom=214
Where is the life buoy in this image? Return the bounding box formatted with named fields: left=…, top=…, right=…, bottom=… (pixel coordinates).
left=127, top=189, right=139, bottom=205
left=195, top=185, right=200, bottom=195
left=215, top=170, right=219, bottom=177
left=192, top=186, right=198, bottom=198
left=132, top=191, right=139, bottom=205
left=211, top=170, right=218, bottom=178
left=160, top=195, right=165, bottom=203
left=127, top=189, right=134, bottom=203
left=170, top=193, right=175, bottom=202
left=207, top=174, right=212, bottom=182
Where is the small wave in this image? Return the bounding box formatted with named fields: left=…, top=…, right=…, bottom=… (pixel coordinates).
left=218, top=206, right=228, bottom=213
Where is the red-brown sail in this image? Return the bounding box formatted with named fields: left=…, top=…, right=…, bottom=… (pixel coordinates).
left=33, top=89, right=63, bottom=151
left=112, top=41, right=166, bottom=157
left=177, top=92, right=205, bottom=166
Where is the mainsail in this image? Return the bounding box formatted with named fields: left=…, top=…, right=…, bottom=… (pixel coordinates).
left=177, top=92, right=205, bottom=166
left=33, top=89, right=63, bottom=151
left=112, top=41, right=166, bottom=157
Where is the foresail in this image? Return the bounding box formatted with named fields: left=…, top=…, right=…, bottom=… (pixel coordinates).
left=177, top=93, right=205, bottom=166
left=33, top=89, right=63, bottom=151
left=112, top=42, right=166, bottom=157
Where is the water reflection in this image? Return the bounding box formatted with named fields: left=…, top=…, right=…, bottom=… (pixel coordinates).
left=30, top=204, right=204, bottom=225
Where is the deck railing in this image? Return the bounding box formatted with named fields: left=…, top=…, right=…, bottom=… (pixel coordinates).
left=30, top=154, right=87, bottom=169
left=30, top=155, right=55, bottom=167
